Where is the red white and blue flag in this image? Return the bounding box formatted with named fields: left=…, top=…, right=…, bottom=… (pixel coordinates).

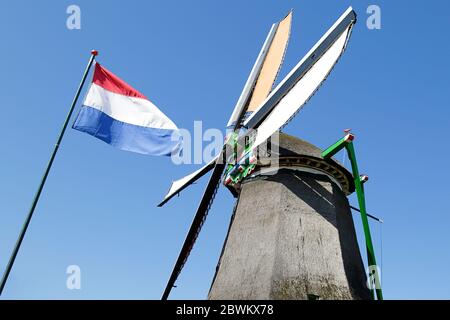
left=73, top=63, right=181, bottom=156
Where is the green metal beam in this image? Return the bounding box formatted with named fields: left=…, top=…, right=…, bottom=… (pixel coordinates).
left=321, top=133, right=354, bottom=159
left=346, top=142, right=383, bottom=300
left=321, top=135, right=348, bottom=159
left=321, top=135, right=383, bottom=300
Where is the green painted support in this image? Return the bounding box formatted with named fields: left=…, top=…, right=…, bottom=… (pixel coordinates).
left=321, top=135, right=383, bottom=300
left=321, top=134, right=352, bottom=159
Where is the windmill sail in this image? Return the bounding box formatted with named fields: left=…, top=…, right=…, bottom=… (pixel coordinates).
left=246, top=11, right=292, bottom=114
left=227, top=11, right=292, bottom=128
left=160, top=12, right=293, bottom=207
left=249, top=7, right=355, bottom=149
left=161, top=162, right=226, bottom=300
left=158, top=156, right=218, bottom=207
left=159, top=8, right=355, bottom=207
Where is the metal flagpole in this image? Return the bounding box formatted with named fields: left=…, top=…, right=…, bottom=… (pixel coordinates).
left=0, top=50, right=98, bottom=295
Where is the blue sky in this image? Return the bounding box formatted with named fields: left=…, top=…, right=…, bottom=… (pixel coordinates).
left=0, top=0, right=449, bottom=299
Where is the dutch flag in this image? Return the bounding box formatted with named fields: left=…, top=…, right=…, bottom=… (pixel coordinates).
left=73, top=63, right=181, bottom=156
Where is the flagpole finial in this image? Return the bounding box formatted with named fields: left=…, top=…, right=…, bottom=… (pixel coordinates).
left=91, top=50, right=98, bottom=56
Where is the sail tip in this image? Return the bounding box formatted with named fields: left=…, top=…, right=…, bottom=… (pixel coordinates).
left=284, top=9, right=293, bottom=20
left=277, top=9, right=293, bottom=23
left=345, top=6, right=357, bottom=20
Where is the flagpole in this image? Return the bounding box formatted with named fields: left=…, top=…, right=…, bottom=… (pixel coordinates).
left=0, top=50, right=98, bottom=296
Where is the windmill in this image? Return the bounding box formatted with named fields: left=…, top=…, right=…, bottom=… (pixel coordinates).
left=158, top=7, right=377, bottom=300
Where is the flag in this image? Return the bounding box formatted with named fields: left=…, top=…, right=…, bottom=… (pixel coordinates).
left=73, top=63, right=181, bottom=156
